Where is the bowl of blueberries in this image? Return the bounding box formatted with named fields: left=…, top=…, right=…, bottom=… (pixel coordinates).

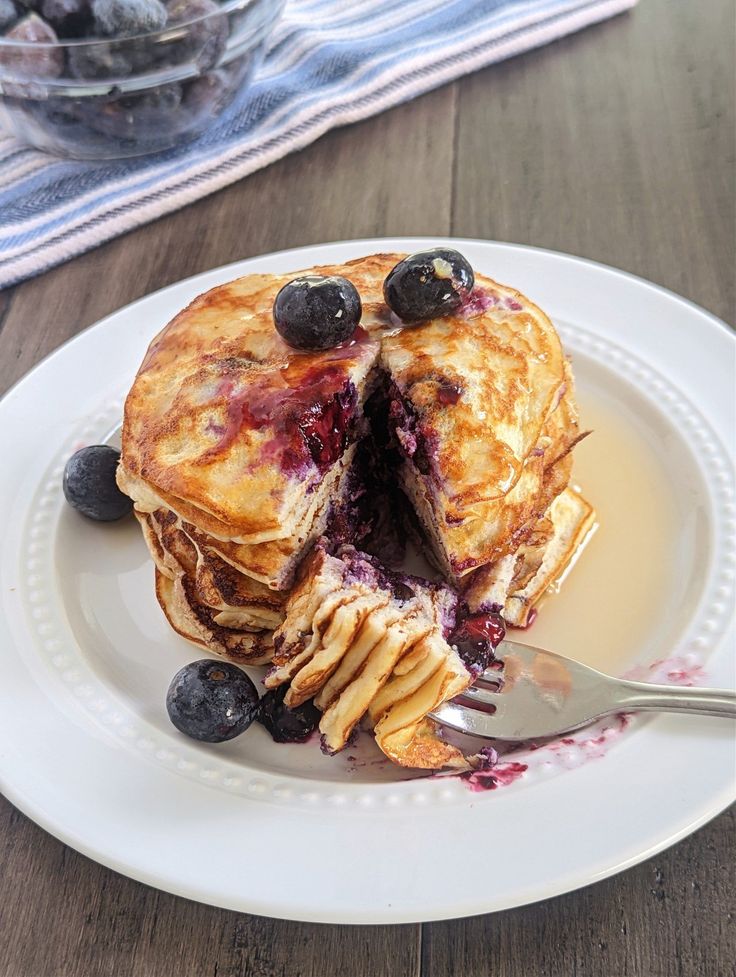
left=0, top=0, right=285, bottom=158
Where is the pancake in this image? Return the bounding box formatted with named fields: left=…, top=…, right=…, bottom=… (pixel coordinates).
left=140, top=508, right=278, bottom=663
left=155, top=570, right=274, bottom=665
left=267, top=544, right=473, bottom=766
left=463, top=487, right=597, bottom=626
left=380, top=334, right=582, bottom=580
left=119, top=258, right=391, bottom=545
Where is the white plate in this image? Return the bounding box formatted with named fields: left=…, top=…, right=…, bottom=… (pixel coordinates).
left=0, top=239, right=734, bottom=924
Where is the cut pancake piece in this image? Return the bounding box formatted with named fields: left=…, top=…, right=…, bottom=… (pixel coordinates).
left=266, top=544, right=474, bottom=767
left=318, top=601, right=436, bottom=754
left=266, top=588, right=360, bottom=688
left=464, top=487, right=596, bottom=626
left=379, top=284, right=581, bottom=578
left=373, top=644, right=472, bottom=770
left=284, top=592, right=390, bottom=708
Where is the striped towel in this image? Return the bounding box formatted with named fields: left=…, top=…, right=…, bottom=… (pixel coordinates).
left=0, top=0, right=635, bottom=290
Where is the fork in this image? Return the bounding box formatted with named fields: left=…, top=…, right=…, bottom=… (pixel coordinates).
left=430, top=640, right=736, bottom=741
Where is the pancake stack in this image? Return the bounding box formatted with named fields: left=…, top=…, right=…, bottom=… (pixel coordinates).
left=118, top=253, right=596, bottom=768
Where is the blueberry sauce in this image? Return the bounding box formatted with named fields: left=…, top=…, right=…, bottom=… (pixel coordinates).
left=296, top=382, right=358, bottom=469
left=256, top=686, right=320, bottom=744
left=205, top=367, right=358, bottom=473
left=449, top=607, right=506, bottom=678
left=460, top=286, right=498, bottom=317
left=386, top=383, right=438, bottom=476
left=460, top=760, right=528, bottom=792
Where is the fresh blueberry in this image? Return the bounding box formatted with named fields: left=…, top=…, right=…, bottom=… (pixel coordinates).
left=40, top=0, right=89, bottom=36
left=166, top=660, right=260, bottom=743
left=62, top=444, right=133, bottom=521
left=273, top=275, right=362, bottom=351
left=165, top=0, right=227, bottom=71
left=257, top=686, right=320, bottom=744
left=91, top=0, right=166, bottom=36
left=0, top=14, right=64, bottom=78
left=383, top=248, right=474, bottom=323
left=0, top=0, right=18, bottom=31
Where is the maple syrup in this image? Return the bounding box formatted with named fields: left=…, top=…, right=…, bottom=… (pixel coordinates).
left=527, top=355, right=709, bottom=676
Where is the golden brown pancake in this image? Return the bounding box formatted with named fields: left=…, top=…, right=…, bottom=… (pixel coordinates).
left=268, top=545, right=472, bottom=767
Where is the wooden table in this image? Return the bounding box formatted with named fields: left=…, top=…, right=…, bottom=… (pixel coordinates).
left=1, top=1, right=733, bottom=974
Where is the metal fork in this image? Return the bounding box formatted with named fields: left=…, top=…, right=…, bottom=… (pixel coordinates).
left=430, top=640, right=736, bottom=741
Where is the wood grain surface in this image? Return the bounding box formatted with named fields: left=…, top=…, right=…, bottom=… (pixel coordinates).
left=0, top=0, right=734, bottom=974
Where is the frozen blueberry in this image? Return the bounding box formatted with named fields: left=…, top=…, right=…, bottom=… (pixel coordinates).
left=91, top=0, right=166, bottom=36
left=40, top=0, right=89, bottom=36
left=273, top=275, right=362, bottom=351
left=383, top=248, right=474, bottom=323
left=0, top=14, right=64, bottom=78
left=62, top=444, right=133, bottom=521
left=257, top=686, right=320, bottom=744
left=166, top=660, right=260, bottom=743
left=182, top=70, right=227, bottom=117
left=0, top=0, right=18, bottom=31
left=165, top=0, right=227, bottom=71
left=82, top=83, right=182, bottom=140
left=67, top=40, right=133, bottom=78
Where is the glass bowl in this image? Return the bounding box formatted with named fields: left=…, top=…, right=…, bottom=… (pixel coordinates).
left=0, top=0, right=285, bottom=159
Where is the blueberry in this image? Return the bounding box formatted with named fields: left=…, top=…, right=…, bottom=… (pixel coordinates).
left=91, top=0, right=166, bottom=36
left=383, top=248, right=474, bottom=323
left=165, top=0, right=227, bottom=71
left=0, top=0, right=18, bottom=31
left=83, top=83, right=182, bottom=139
left=166, top=660, right=260, bottom=743
left=273, top=275, right=362, bottom=351
left=40, top=0, right=89, bottom=36
left=450, top=609, right=506, bottom=678
left=182, top=70, right=227, bottom=118
left=0, top=14, right=64, bottom=78
left=67, top=42, right=131, bottom=78
left=62, top=444, right=133, bottom=521
left=257, top=686, right=320, bottom=744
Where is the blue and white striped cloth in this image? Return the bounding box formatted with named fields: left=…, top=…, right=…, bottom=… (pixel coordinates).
left=0, top=0, right=635, bottom=289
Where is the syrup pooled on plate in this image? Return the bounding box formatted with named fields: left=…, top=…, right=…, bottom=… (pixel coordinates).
left=526, top=358, right=707, bottom=677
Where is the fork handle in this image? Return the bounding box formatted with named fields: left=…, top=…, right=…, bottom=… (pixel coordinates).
left=616, top=681, right=736, bottom=718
